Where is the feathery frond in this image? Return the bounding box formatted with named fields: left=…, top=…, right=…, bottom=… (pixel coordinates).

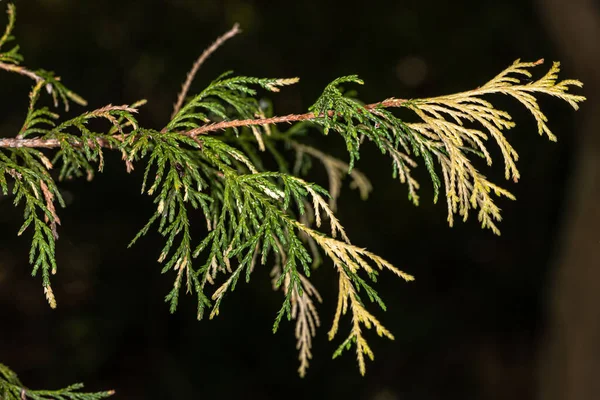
left=166, top=72, right=298, bottom=151
left=309, top=76, right=431, bottom=205
left=309, top=60, right=585, bottom=233
left=0, top=4, right=85, bottom=111
left=0, top=2, right=586, bottom=381
left=403, top=59, right=585, bottom=233
left=271, top=258, right=322, bottom=377
left=126, top=129, right=215, bottom=316
left=0, top=3, right=141, bottom=308
left=0, top=148, right=63, bottom=308
left=294, top=223, right=414, bottom=375
left=0, top=363, right=114, bottom=400
left=0, top=3, right=22, bottom=65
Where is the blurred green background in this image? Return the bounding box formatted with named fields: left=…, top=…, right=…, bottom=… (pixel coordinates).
left=1, top=0, right=597, bottom=399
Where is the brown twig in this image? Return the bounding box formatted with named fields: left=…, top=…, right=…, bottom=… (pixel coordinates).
left=0, top=98, right=408, bottom=149
left=170, top=23, right=241, bottom=119
left=187, top=97, right=408, bottom=136
left=0, top=137, right=103, bottom=149
left=0, top=61, right=43, bottom=82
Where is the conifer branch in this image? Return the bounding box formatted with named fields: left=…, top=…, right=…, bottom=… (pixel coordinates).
left=0, top=363, right=114, bottom=400
left=0, top=2, right=586, bottom=381
left=271, top=253, right=322, bottom=378
left=0, top=99, right=406, bottom=149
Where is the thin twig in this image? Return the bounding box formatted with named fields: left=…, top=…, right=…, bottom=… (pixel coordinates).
left=171, top=23, right=241, bottom=119
left=0, top=98, right=408, bottom=149
left=186, top=97, right=407, bottom=136
left=0, top=61, right=42, bottom=82
left=0, top=137, right=100, bottom=148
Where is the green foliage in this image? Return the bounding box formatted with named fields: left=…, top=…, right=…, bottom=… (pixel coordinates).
left=0, top=146, right=63, bottom=307
left=167, top=72, right=298, bottom=134
left=309, top=62, right=585, bottom=232
left=309, top=75, right=436, bottom=204
left=0, top=1, right=586, bottom=390
left=0, top=5, right=85, bottom=111
left=0, top=64, right=139, bottom=308
left=0, top=3, right=21, bottom=64
left=126, top=129, right=215, bottom=316
left=0, top=363, right=113, bottom=400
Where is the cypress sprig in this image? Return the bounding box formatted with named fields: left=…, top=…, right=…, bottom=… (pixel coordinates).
left=0, top=2, right=586, bottom=385
left=308, top=76, right=436, bottom=205
left=306, top=60, right=585, bottom=232
left=0, top=6, right=86, bottom=113
left=403, top=59, right=585, bottom=232
left=0, top=148, right=64, bottom=307
left=0, top=3, right=141, bottom=311
left=0, top=363, right=114, bottom=400
left=0, top=3, right=21, bottom=65
left=166, top=72, right=299, bottom=150
left=127, top=129, right=215, bottom=315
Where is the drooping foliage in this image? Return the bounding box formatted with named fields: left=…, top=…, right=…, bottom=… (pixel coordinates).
left=0, top=363, right=113, bottom=400
left=0, top=2, right=585, bottom=393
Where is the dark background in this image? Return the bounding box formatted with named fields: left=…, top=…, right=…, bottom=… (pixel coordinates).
left=0, top=1, right=596, bottom=399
